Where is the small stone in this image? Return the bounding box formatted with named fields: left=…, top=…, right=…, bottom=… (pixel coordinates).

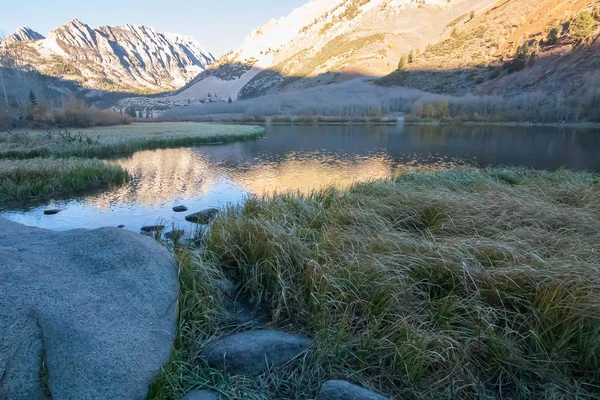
left=173, top=205, right=188, bottom=213
left=181, top=389, right=219, bottom=400
left=141, top=225, right=166, bottom=233
left=185, top=208, right=219, bottom=224
left=201, top=329, right=311, bottom=376
left=43, top=209, right=61, bottom=215
left=164, top=230, right=185, bottom=240
left=316, top=380, right=390, bottom=400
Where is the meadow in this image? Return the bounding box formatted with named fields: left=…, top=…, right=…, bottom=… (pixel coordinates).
left=0, top=122, right=264, bottom=201
left=0, top=157, right=130, bottom=201
left=151, top=168, right=600, bottom=399
left=0, top=122, right=265, bottom=159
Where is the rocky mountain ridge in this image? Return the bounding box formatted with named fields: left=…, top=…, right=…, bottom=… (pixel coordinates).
left=116, top=0, right=499, bottom=111
left=1, top=19, right=214, bottom=93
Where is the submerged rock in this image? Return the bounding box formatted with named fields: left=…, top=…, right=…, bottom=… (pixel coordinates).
left=43, top=209, right=61, bottom=215
left=141, top=225, right=166, bottom=233
left=165, top=230, right=185, bottom=240
left=201, top=330, right=311, bottom=376
left=181, top=390, right=219, bottom=400
left=173, top=205, right=189, bottom=213
left=316, top=380, right=390, bottom=400
left=185, top=208, right=219, bottom=224
left=0, top=217, right=178, bottom=400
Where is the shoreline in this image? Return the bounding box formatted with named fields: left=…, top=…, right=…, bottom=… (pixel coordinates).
left=138, top=117, right=600, bottom=129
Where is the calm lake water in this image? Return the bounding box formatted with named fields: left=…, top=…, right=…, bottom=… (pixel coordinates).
left=2, top=124, right=599, bottom=232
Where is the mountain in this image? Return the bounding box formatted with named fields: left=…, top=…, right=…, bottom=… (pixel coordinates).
left=117, top=0, right=499, bottom=110
left=2, top=27, right=45, bottom=44
left=1, top=19, right=214, bottom=93
left=376, top=0, right=600, bottom=120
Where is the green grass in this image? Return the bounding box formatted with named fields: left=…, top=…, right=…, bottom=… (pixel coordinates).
left=0, top=157, right=130, bottom=201
left=0, top=122, right=265, bottom=159
left=152, top=168, right=600, bottom=399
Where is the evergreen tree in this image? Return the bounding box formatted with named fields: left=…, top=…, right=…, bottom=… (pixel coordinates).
left=208, top=93, right=211, bottom=98
left=408, top=50, right=414, bottom=63
left=470, top=10, right=475, bottom=20
left=570, top=11, right=594, bottom=44
left=397, top=55, right=407, bottom=70
left=29, top=90, right=37, bottom=106
left=228, top=97, right=233, bottom=104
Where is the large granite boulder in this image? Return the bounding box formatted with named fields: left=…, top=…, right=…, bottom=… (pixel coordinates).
left=201, top=330, right=311, bottom=376
left=0, top=217, right=179, bottom=400
left=316, top=380, right=390, bottom=400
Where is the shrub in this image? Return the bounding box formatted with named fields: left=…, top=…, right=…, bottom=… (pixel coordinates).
left=544, top=20, right=562, bottom=45
left=56, top=99, right=131, bottom=128
left=570, top=11, right=595, bottom=44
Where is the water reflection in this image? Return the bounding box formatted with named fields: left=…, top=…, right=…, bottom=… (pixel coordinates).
left=2, top=124, right=599, bottom=231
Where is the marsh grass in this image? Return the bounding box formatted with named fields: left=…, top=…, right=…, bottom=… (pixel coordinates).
left=152, top=168, right=600, bottom=399
left=0, top=122, right=265, bottom=159
left=0, top=158, right=130, bottom=201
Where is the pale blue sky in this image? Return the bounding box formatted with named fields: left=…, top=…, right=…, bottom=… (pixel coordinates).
left=0, top=0, right=307, bottom=57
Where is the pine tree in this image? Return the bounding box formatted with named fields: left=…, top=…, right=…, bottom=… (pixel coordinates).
left=570, top=11, right=594, bottom=44
left=470, top=10, right=475, bottom=20
left=408, top=50, right=414, bottom=63
left=397, top=55, right=407, bottom=70
left=228, top=97, right=233, bottom=104
left=29, top=90, right=37, bottom=106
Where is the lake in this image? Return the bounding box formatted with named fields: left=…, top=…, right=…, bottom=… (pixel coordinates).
left=2, top=124, right=599, bottom=232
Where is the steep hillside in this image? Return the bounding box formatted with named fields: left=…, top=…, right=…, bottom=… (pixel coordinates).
left=0, top=20, right=214, bottom=93
left=118, top=0, right=498, bottom=111
left=378, top=0, right=600, bottom=119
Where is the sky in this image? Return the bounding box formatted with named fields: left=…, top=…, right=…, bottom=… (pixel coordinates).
left=0, top=0, right=307, bottom=57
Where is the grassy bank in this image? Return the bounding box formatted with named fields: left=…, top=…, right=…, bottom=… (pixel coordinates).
left=0, top=122, right=265, bottom=159
left=0, top=158, right=130, bottom=201
left=153, top=168, right=600, bottom=399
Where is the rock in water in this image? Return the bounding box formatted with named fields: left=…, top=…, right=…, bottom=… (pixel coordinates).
left=165, top=230, right=185, bottom=240
left=201, top=330, right=311, bottom=376
left=173, top=205, right=188, bottom=213
left=181, top=390, right=219, bottom=400
left=185, top=208, right=219, bottom=224
left=141, top=225, right=166, bottom=233
left=316, top=380, right=390, bottom=400
left=0, top=217, right=178, bottom=400
left=43, top=209, right=61, bottom=215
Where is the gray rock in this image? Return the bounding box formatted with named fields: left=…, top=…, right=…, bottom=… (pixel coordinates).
left=43, top=209, right=61, bottom=215
left=141, top=225, right=166, bottom=232
left=201, top=330, right=311, bottom=376
left=185, top=208, right=219, bottom=224
left=0, top=217, right=178, bottom=400
left=316, top=380, right=390, bottom=400
left=117, top=225, right=125, bottom=229
left=164, top=230, right=185, bottom=240
left=173, top=205, right=188, bottom=213
left=181, top=389, right=219, bottom=400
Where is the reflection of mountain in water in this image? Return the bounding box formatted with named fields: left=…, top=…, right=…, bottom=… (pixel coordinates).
left=2, top=124, right=599, bottom=233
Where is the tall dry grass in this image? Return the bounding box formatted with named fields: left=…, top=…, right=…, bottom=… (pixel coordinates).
left=0, top=157, right=130, bottom=201
left=152, top=168, right=600, bottom=399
